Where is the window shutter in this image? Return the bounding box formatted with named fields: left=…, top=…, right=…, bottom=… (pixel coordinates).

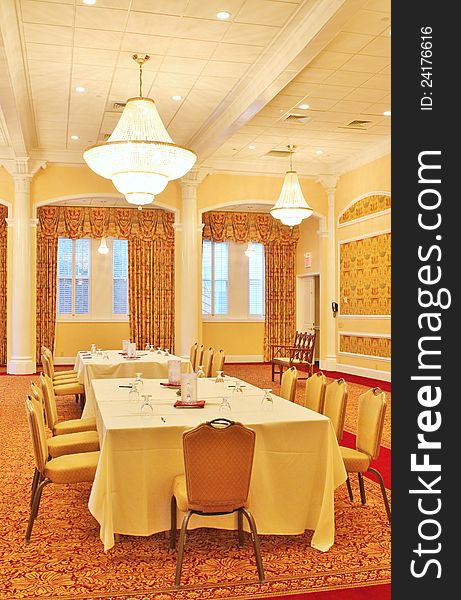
left=248, top=243, right=265, bottom=316
left=113, top=239, right=128, bottom=314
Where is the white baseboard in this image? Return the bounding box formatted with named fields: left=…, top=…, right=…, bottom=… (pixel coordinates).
left=319, top=359, right=391, bottom=382
left=225, top=354, right=264, bottom=363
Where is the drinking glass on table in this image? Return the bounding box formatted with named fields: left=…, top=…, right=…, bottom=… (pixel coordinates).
left=232, top=380, right=243, bottom=394
left=215, top=370, right=225, bottom=383
left=90, top=343, right=96, bottom=355
left=149, top=344, right=155, bottom=352
left=196, top=365, right=205, bottom=378
left=156, top=347, right=162, bottom=354
left=140, top=394, right=154, bottom=414
left=164, top=348, right=169, bottom=356
left=129, top=383, right=140, bottom=403
left=261, top=388, right=274, bottom=411
left=103, top=351, right=109, bottom=360
left=145, top=343, right=150, bottom=351
left=134, top=372, right=143, bottom=390
left=219, top=395, right=232, bottom=415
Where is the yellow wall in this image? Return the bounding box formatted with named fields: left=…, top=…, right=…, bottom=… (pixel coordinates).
left=334, top=154, right=391, bottom=374
left=202, top=322, right=265, bottom=359
left=55, top=322, right=130, bottom=359
left=0, top=167, right=13, bottom=203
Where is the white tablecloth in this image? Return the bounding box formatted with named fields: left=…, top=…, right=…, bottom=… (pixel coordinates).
left=74, top=350, right=191, bottom=417
left=88, top=377, right=347, bottom=553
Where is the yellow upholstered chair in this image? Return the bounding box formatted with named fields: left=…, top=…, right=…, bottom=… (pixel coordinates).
left=322, top=378, right=348, bottom=442
left=202, top=346, right=214, bottom=377
left=195, top=344, right=204, bottom=372
left=41, top=351, right=85, bottom=409
left=340, top=387, right=390, bottom=522
left=304, top=371, right=327, bottom=413
left=211, top=349, right=225, bottom=377
left=170, top=418, right=264, bottom=588
left=42, top=347, right=78, bottom=382
left=189, top=342, right=198, bottom=371
left=280, top=366, right=298, bottom=402
left=40, top=373, right=96, bottom=436
left=30, top=383, right=99, bottom=458
left=25, top=396, right=100, bottom=543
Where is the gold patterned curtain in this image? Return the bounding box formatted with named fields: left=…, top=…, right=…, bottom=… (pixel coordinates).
left=202, top=211, right=299, bottom=361
left=36, top=205, right=175, bottom=360
left=0, top=205, right=7, bottom=365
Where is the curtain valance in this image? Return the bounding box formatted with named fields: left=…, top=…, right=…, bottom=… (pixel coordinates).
left=37, top=205, right=175, bottom=242
left=202, top=211, right=299, bottom=245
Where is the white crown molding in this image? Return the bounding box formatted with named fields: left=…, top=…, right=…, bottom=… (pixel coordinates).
left=332, top=137, right=391, bottom=176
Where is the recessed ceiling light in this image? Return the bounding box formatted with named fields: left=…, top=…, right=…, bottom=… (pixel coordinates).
left=82, top=0, right=97, bottom=5
left=298, top=104, right=310, bottom=110
left=172, top=95, right=182, bottom=101
left=71, top=135, right=79, bottom=140
left=383, top=110, right=391, bottom=116
left=75, top=86, right=86, bottom=93
left=216, top=11, right=231, bottom=20
left=248, top=145, right=256, bottom=150
left=315, top=150, right=323, bottom=155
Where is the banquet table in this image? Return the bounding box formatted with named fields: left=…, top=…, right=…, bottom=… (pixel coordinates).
left=74, top=350, right=191, bottom=417
left=88, top=377, right=347, bottom=553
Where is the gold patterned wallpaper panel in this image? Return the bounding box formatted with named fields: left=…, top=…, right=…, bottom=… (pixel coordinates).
left=340, top=232, right=391, bottom=316
left=340, top=335, right=391, bottom=359
left=339, top=194, right=391, bottom=224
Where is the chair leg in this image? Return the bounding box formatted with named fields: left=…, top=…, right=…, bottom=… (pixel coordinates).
left=30, top=469, right=41, bottom=509
left=238, top=509, right=244, bottom=547
left=241, top=507, right=265, bottom=584
left=271, top=362, right=275, bottom=382
left=25, top=479, right=51, bottom=544
left=174, top=510, right=193, bottom=589
left=368, top=467, right=391, bottom=523
left=358, top=472, right=366, bottom=505
left=345, top=476, right=354, bottom=502
left=170, top=496, right=177, bottom=549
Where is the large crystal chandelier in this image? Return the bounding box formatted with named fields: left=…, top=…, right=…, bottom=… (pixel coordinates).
left=270, top=145, right=313, bottom=226
left=83, top=54, right=197, bottom=206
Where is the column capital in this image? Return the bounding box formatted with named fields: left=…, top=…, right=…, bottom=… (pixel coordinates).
left=180, top=166, right=212, bottom=188
left=316, top=174, right=339, bottom=197
left=1, top=157, right=46, bottom=178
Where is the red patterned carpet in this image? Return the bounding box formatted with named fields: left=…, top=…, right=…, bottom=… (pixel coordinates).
left=0, top=369, right=390, bottom=600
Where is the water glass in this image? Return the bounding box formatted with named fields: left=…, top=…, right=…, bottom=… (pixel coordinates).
left=97, top=348, right=103, bottom=358
left=164, top=348, right=169, bottom=356
left=219, top=396, right=232, bottom=415
left=145, top=343, right=150, bottom=351
left=149, top=344, right=155, bottom=352
left=140, top=394, right=154, bottom=414
left=156, top=347, right=162, bottom=354
left=215, top=370, right=225, bottom=383
left=90, top=343, right=97, bottom=355
left=261, top=388, right=274, bottom=411
left=134, top=372, right=143, bottom=390
left=196, top=365, right=205, bottom=378
left=129, top=383, right=140, bottom=403
left=233, top=380, right=243, bottom=393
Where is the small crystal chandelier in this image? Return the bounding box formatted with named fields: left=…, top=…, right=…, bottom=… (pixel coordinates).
left=270, top=145, right=313, bottom=226
left=97, top=237, right=109, bottom=255
left=244, top=242, right=256, bottom=257
left=83, top=54, right=197, bottom=206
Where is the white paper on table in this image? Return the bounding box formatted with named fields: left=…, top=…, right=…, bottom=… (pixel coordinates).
left=128, top=342, right=136, bottom=358
left=181, top=373, right=197, bottom=403
left=168, top=359, right=181, bottom=385
left=122, top=340, right=130, bottom=353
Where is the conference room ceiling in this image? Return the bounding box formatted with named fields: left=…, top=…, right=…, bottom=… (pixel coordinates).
left=0, top=0, right=390, bottom=176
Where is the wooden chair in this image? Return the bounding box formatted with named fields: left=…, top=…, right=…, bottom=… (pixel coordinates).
left=271, top=331, right=316, bottom=383
left=170, top=418, right=265, bottom=587
left=280, top=366, right=298, bottom=402
left=24, top=396, right=100, bottom=543
left=340, top=387, right=390, bottom=522
left=40, top=373, right=96, bottom=436
left=322, top=378, right=348, bottom=442
left=304, top=371, right=327, bottom=413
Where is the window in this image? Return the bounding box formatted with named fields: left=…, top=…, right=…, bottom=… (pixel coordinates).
left=202, top=241, right=228, bottom=315
left=202, top=240, right=264, bottom=320
left=248, top=243, right=265, bottom=315
left=57, top=237, right=129, bottom=320
left=57, top=238, right=90, bottom=315
left=113, top=239, right=128, bottom=314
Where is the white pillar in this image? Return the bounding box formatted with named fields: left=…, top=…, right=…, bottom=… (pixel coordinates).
left=317, top=174, right=338, bottom=372
left=4, top=158, right=45, bottom=374
left=177, top=170, right=204, bottom=358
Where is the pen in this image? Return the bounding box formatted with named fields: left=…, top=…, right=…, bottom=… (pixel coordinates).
left=119, top=385, right=132, bottom=388
left=161, top=417, right=166, bottom=423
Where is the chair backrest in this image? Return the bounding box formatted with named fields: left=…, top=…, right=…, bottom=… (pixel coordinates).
left=323, top=378, right=348, bottom=442
left=183, top=419, right=256, bottom=513
left=41, top=350, right=54, bottom=379
left=356, top=387, right=387, bottom=460
left=189, top=342, right=198, bottom=371
left=202, top=347, right=214, bottom=377
left=40, top=372, right=59, bottom=430
left=280, top=366, right=298, bottom=402
left=211, top=349, right=225, bottom=377
left=304, top=371, right=327, bottom=412
left=195, top=344, right=204, bottom=370
left=25, top=396, right=48, bottom=475
left=300, top=332, right=316, bottom=364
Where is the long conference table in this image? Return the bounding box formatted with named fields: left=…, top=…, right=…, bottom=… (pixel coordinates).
left=74, top=350, right=192, bottom=418
left=87, top=377, right=347, bottom=553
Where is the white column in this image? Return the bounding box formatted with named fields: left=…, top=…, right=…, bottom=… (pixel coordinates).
left=177, top=172, right=202, bottom=358
left=4, top=158, right=45, bottom=374
left=317, top=174, right=338, bottom=372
